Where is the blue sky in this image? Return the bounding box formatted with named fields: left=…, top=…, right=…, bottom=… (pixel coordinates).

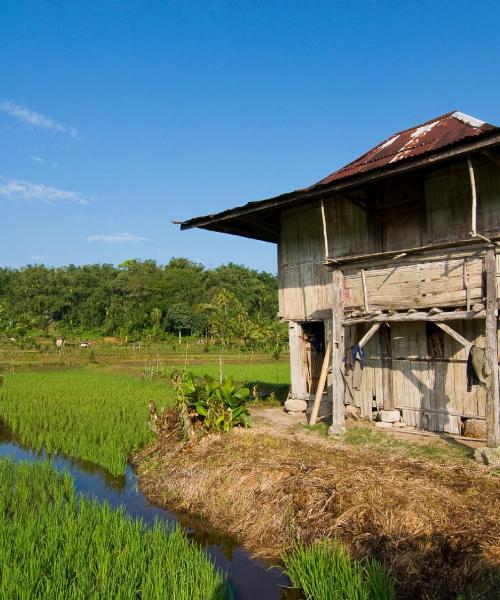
left=1, top=0, right=500, bottom=273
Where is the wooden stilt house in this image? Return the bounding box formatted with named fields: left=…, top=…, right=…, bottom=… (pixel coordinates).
left=179, top=111, right=500, bottom=447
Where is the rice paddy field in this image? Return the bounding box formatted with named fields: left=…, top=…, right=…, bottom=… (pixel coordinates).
left=0, top=359, right=290, bottom=476
left=0, top=458, right=229, bottom=599
left=0, top=370, right=165, bottom=476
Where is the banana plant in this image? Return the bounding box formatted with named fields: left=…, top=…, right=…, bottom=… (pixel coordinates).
left=172, top=370, right=251, bottom=433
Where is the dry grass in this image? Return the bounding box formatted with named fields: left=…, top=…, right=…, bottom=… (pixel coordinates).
left=133, top=416, right=500, bottom=599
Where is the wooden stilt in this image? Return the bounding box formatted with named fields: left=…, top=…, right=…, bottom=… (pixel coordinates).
left=328, top=269, right=346, bottom=436
left=485, top=248, right=500, bottom=447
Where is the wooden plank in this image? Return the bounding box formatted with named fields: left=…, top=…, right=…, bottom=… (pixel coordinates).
left=344, top=309, right=486, bottom=325
left=326, top=236, right=490, bottom=267
left=485, top=247, right=500, bottom=447
left=328, top=269, right=346, bottom=435
left=435, top=323, right=472, bottom=350
left=359, top=323, right=381, bottom=349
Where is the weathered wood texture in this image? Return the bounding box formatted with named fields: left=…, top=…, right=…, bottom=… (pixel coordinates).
left=341, top=319, right=492, bottom=432
left=343, top=255, right=484, bottom=311
left=329, top=270, right=346, bottom=435
left=279, top=155, right=500, bottom=437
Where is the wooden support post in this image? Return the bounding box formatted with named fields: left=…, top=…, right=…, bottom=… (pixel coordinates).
left=328, top=269, right=346, bottom=436
left=485, top=248, right=500, bottom=447
left=309, top=340, right=332, bottom=426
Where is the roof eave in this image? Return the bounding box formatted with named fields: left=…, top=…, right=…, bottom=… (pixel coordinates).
left=179, top=129, right=500, bottom=242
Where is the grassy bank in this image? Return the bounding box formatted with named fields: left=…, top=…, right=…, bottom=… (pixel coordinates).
left=0, top=458, right=229, bottom=599
left=134, top=424, right=500, bottom=599
left=0, top=370, right=168, bottom=475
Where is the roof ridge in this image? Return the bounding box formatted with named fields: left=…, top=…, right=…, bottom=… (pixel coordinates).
left=326, top=111, right=459, bottom=177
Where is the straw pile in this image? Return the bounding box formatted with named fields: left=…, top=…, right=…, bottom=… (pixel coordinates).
left=134, top=418, right=500, bottom=599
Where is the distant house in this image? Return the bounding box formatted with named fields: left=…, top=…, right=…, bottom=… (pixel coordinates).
left=180, top=111, right=500, bottom=447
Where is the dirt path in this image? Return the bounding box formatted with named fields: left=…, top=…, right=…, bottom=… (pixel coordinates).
left=133, top=409, right=500, bottom=599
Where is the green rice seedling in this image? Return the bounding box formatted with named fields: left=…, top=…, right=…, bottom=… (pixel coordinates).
left=282, top=539, right=395, bottom=600
left=0, top=458, right=230, bottom=599
left=364, top=558, right=396, bottom=600
left=0, top=370, right=172, bottom=475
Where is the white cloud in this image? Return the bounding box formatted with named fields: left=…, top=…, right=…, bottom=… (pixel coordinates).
left=0, top=177, right=90, bottom=205
left=0, top=100, right=78, bottom=139
left=86, top=232, right=149, bottom=243
left=32, top=156, right=45, bottom=163
left=28, top=254, right=48, bottom=262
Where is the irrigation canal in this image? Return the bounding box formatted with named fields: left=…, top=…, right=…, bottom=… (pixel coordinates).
left=0, top=426, right=296, bottom=600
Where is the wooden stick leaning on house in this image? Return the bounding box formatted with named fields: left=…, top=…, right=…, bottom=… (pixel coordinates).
left=309, top=324, right=382, bottom=426
left=308, top=340, right=332, bottom=426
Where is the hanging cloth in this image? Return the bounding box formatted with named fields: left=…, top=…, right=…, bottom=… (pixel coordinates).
left=344, top=344, right=365, bottom=391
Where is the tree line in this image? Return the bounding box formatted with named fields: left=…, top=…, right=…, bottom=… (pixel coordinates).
left=0, top=258, right=286, bottom=349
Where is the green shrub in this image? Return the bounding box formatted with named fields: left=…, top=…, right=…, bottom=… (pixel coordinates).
left=282, top=539, right=395, bottom=600
left=173, top=370, right=251, bottom=434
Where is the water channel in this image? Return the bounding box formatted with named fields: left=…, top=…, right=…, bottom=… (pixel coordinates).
left=0, top=425, right=297, bottom=599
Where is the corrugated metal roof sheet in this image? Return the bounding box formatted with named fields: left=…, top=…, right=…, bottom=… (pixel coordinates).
left=309, top=111, right=496, bottom=189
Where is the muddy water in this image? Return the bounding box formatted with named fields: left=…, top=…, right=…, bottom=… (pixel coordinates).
left=0, top=426, right=297, bottom=600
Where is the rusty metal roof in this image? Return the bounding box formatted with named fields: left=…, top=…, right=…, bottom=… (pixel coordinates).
left=309, top=111, right=496, bottom=189
left=179, top=111, right=500, bottom=242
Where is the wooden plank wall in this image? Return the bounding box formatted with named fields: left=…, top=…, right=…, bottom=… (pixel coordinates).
left=279, top=203, right=332, bottom=320
left=344, top=253, right=484, bottom=311
left=342, top=321, right=489, bottom=433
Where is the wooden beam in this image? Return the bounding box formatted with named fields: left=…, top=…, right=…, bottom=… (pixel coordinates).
left=435, top=322, right=472, bottom=350
left=393, top=404, right=486, bottom=420
left=485, top=247, right=500, bottom=448
left=328, top=269, right=346, bottom=436
left=358, top=323, right=381, bottom=349
left=325, top=236, right=491, bottom=267
left=343, top=309, right=486, bottom=325
left=309, top=340, right=332, bottom=426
